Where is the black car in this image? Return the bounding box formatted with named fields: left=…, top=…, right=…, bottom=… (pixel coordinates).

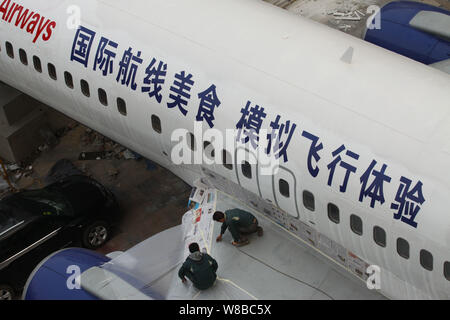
left=0, top=175, right=119, bottom=300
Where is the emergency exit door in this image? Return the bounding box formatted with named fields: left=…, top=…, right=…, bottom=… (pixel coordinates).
left=273, top=166, right=300, bottom=219
left=235, top=147, right=261, bottom=198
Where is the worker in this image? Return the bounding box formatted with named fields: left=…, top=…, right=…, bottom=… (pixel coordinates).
left=178, top=242, right=218, bottom=290
left=213, top=208, right=263, bottom=247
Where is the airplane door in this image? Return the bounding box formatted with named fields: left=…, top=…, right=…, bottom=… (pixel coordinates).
left=258, top=165, right=276, bottom=208
left=272, top=166, right=300, bottom=219
left=301, top=188, right=318, bottom=227
left=235, top=147, right=261, bottom=198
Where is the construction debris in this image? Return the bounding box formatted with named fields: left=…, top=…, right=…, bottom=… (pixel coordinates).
left=107, top=168, right=120, bottom=180
left=0, top=179, right=9, bottom=192
left=339, top=24, right=352, bottom=31
left=79, top=151, right=116, bottom=161
left=332, top=10, right=361, bottom=21
left=38, top=144, right=50, bottom=152
left=0, top=158, right=17, bottom=193
left=78, top=128, right=142, bottom=162
left=123, top=149, right=138, bottom=160
left=2, top=162, right=33, bottom=182
left=78, top=127, right=151, bottom=163
left=45, top=159, right=83, bottom=185
left=6, top=164, right=20, bottom=171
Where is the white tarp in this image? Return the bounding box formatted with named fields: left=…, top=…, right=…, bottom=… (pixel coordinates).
left=95, top=183, right=386, bottom=300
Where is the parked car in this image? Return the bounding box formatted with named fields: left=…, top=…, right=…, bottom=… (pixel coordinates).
left=0, top=175, right=119, bottom=300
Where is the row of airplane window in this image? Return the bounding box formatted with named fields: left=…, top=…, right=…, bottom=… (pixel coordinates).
left=3, top=41, right=132, bottom=117
left=2, top=41, right=450, bottom=283
left=186, top=125, right=450, bottom=283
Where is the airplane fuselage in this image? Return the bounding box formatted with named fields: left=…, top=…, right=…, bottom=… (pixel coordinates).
left=1, top=0, right=449, bottom=299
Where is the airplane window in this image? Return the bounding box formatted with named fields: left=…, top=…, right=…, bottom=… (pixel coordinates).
left=350, top=214, right=363, bottom=236
left=33, top=56, right=42, bottom=73
left=186, top=132, right=196, bottom=151
left=279, top=179, right=290, bottom=198
left=222, top=149, right=232, bottom=170
left=98, top=88, right=108, bottom=106
left=242, top=161, right=252, bottom=179
left=5, top=42, right=13, bottom=58
left=19, top=49, right=28, bottom=65
left=373, top=226, right=386, bottom=248
left=64, top=72, right=74, bottom=89
left=203, top=141, right=211, bottom=158
left=327, top=203, right=340, bottom=224
left=203, top=141, right=215, bottom=160
left=48, top=63, right=57, bottom=80
left=151, top=115, right=161, bottom=133
left=420, top=249, right=433, bottom=271
left=396, top=238, right=410, bottom=259
left=80, top=79, right=90, bottom=97
left=303, top=191, right=315, bottom=212
left=444, top=262, right=450, bottom=281
left=117, top=98, right=127, bottom=116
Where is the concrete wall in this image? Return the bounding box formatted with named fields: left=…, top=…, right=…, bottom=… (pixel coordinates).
left=0, top=108, right=47, bottom=162
left=0, top=89, right=36, bottom=126
left=0, top=82, right=72, bottom=163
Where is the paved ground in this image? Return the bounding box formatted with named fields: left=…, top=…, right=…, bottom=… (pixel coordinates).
left=10, top=121, right=191, bottom=255
left=266, top=0, right=450, bottom=38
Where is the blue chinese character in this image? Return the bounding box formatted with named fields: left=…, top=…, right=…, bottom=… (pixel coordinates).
left=327, top=144, right=360, bottom=193
left=301, top=131, right=323, bottom=178
left=266, top=115, right=297, bottom=163
left=391, top=177, right=425, bottom=228
left=359, top=160, right=391, bottom=208
left=141, top=58, right=167, bottom=103
left=167, top=71, right=195, bottom=116
left=70, top=26, right=96, bottom=67
left=116, top=47, right=143, bottom=91
left=196, top=85, right=221, bottom=128
left=236, top=101, right=267, bottom=149
left=93, top=37, right=118, bottom=76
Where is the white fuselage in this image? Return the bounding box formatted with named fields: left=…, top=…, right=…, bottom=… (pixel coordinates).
left=0, top=0, right=449, bottom=299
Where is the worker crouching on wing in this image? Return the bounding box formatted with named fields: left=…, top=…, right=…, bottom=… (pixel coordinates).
left=178, top=243, right=218, bottom=290
left=213, top=209, right=263, bottom=247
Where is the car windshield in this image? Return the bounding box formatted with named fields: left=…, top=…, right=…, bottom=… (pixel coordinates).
left=9, top=189, right=72, bottom=217
left=0, top=206, right=33, bottom=236
left=0, top=210, right=20, bottom=235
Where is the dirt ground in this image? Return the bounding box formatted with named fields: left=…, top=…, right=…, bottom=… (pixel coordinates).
left=7, top=122, right=191, bottom=255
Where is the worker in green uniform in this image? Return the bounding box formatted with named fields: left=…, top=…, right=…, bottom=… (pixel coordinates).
left=213, top=208, right=263, bottom=247
left=178, top=242, right=218, bottom=290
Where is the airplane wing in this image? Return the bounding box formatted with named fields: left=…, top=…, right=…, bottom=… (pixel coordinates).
left=430, top=58, right=450, bottom=73
left=98, top=185, right=386, bottom=300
